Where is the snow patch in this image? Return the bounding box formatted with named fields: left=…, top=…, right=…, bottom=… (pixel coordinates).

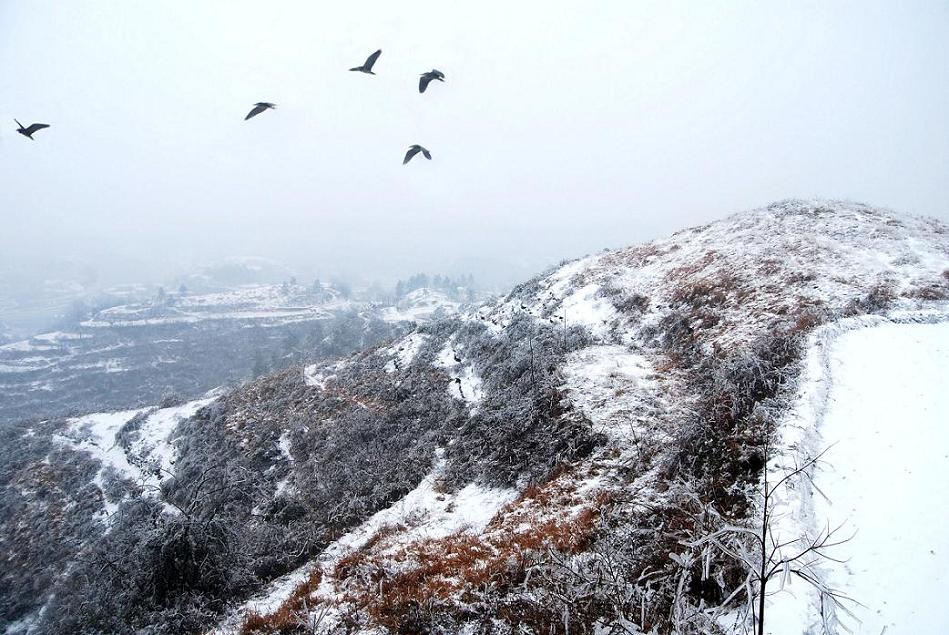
left=303, top=359, right=346, bottom=389
left=434, top=342, right=484, bottom=407
left=562, top=345, right=661, bottom=440
left=57, top=395, right=219, bottom=521
left=383, top=332, right=428, bottom=373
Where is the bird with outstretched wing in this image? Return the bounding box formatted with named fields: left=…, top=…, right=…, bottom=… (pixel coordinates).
left=350, top=49, right=382, bottom=74
left=419, top=69, right=445, bottom=93
left=244, top=102, right=276, bottom=120
left=403, top=144, right=432, bottom=164
left=15, top=119, right=50, bottom=139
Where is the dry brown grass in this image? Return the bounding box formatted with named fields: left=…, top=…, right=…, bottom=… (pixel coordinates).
left=333, top=469, right=614, bottom=632
left=789, top=308, right=824, bottom=335
left=342, top=510, right=603, bottom=630
left=664, top=250, right=719, bottom=282
left=238, top=568, right=324, bottom=635
left=904, top=277, right=949, bottom=301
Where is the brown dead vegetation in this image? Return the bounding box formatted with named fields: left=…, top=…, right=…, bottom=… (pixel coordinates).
left=903, top=276, right=949, bottom=301
left=332, top=467, right=614, bottom=632
left=664, top=250, right=719, bottom=282
left=238, top=568, right=324, bottom=635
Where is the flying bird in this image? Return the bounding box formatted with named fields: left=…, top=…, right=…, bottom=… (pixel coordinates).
left=350, top=49, right=382, bottom=74
left=15, top=119, right=50, bottom=140
left=244, top=102, right=276, bottom=120
left=403, top=144, right=432, bottom=165
left=418, top=69, right=445, bottom=93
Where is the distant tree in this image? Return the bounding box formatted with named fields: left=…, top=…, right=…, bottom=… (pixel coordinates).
left=366, top=280, right=387, bottom=302
left=178, top=283, right=188, bottom=296
left=155, top=286, right=167, bottom=305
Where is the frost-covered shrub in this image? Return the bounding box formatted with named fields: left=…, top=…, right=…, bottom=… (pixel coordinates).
left=671, top=332, right=801, bottom=513
left=443, top=314, right=601, bottom=487
left=843, top=281, right=897, bottom=316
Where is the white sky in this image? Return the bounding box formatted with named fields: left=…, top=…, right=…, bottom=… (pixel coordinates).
left=1, top=1, right=947, bottom=286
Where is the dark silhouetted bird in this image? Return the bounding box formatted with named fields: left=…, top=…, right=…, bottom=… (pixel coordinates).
left=419, top=69, right=445, bottom=93
left=403, top=144, right=432, bottom=165
left=15, top=119, right=50, bottom=140
left=245, top=103, right=276, bottom=120
left=350, top=50, right=382, bottom=74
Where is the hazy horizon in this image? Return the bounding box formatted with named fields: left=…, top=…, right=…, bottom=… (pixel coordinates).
left=2, top=1, right=948, bottom=292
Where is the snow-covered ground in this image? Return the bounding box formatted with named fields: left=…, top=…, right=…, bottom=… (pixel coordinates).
left=769, top=319, right=949, bottom=634
left=303, top=359, right=347, bottom=389
left=433, top=340, right=485, bottom=407
left=55, top=393, right=220, bottom=518
left=561, top=344, right=661, bottom=441
left=383, top=331, right=429, bottom=373
left=381, top=288, right=462, bottom=323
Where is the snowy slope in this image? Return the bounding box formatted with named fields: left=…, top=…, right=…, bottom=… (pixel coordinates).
left=768, top=318, right=949, bottom=634
left=481, top=199, right=949, bottom=352
left=54, top=393, right=220, bottom=518
left=17, top=200, right=948, bottom=635
left=212, top=200, right=949, bottom=635
left=381, top=288, right=462, bottom=323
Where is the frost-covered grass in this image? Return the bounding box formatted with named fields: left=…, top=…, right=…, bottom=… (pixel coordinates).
left=488, top=200, right=949, bottom=353
left=561, top=344, right=662, bottom=441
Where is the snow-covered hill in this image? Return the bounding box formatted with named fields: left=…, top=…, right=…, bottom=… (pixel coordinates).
left=380, top=288, right=463, bottom=323
left=4, top=200, right=948, bottom=635
left=213, top=200, right=949, bottom=634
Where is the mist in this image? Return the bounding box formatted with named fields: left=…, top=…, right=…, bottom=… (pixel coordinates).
left=2, top=1, right=948, bottom=296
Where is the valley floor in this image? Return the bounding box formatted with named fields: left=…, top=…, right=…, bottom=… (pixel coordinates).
left=770, top=319, right=949, bottom=634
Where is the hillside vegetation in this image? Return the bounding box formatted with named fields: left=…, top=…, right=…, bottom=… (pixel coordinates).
left=4, top=200, right=948, bottom=634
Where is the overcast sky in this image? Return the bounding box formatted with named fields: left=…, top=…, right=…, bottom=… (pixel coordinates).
left=2, top=1, right=948, bottom=287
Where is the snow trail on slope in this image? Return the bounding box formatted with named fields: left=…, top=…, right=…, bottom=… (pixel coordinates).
left=769, top=320, right=949, bottom=634
left=434, top=341, right=484, bottom=407
left=383, top=332, right=428, bottom=373
left=211, top=451, right=516, bottom=632
left=56, top=395, right=219, bottom=519
left=813, top=322, right=949, bottom=634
